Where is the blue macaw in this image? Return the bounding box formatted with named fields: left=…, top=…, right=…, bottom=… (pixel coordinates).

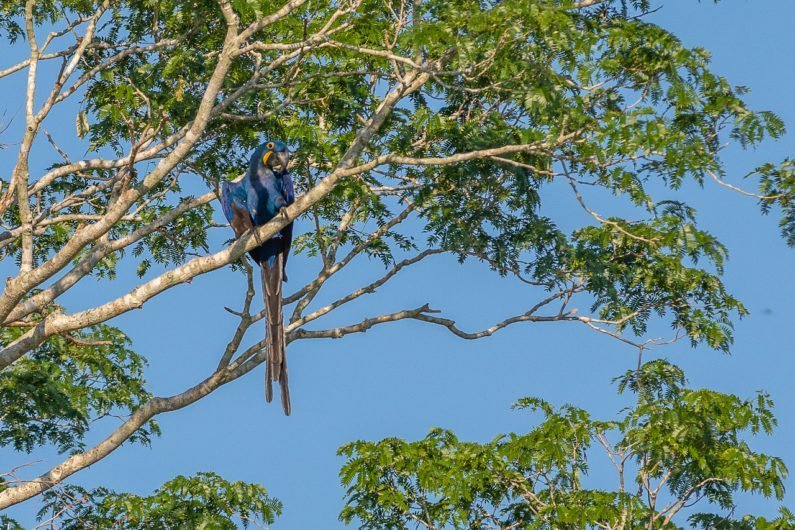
left=220, top=140, right=295, bottom=415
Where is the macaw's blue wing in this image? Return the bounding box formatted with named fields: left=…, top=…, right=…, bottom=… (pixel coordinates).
left=221, top=180, right=253, bottom=239
left=220, top=180, right=237, bottom=222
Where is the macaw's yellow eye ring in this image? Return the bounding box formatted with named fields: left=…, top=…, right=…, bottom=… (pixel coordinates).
left=266, top=141, right=275, bottom=150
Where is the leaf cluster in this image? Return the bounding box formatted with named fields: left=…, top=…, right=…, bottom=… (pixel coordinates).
left=34, top=472, right=282, bottom=529
left=339, top=360, right=790, bottom=529
left=0, top=320, right=156, bottom=453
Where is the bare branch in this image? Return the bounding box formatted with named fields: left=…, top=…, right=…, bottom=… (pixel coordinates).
left=707, top=168, right=784, bottom=201
left=288, top=201, right=417, bottom=321
left=289, top=304, right=439, bottom=340
left=217, top=261, right=257, bottom=370
left=562, top=162, right=659, bottom=245
left=290, top=249, right=443, bottom=329
left=290, top=286, right=581, bottom=343
left=413, top=288, right=581, bottom=340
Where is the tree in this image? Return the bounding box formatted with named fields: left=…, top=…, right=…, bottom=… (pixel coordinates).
left=0, top=0, right=793, bottom=520
left=5, top=361, right=794, bottom=528
left=338, top=361, right=792, bottom=529
left=9, top=472, right=282, bottom=529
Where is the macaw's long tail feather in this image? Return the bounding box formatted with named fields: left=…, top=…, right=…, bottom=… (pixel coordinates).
left=265, top=358, right=273, bottom=403
left=261, top=253, right=290, bottom=415
left=281, top=222, right=294, bottom=281
left=280, top=362, right=290, bottom=415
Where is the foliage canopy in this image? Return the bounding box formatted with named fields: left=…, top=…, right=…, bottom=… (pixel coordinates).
left=0, top=0, right=793, bottom=524
left=4, top=362, right=793, bottom=528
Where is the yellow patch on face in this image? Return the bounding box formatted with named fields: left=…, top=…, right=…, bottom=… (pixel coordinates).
left=261, top=151, right=272, bottom=166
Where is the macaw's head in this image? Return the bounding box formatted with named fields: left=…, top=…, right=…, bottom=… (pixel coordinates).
left=252, top=140, right=290, bottom=174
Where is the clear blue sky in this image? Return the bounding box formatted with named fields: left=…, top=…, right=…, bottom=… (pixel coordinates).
left=3, top=2, right=795, bottom=527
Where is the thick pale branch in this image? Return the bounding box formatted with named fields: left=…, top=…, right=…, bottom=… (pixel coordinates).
left=329, top=133, right=581, bottom=179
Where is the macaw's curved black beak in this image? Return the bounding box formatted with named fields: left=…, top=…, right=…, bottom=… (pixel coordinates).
left=271, top=150, right=290, bottom=173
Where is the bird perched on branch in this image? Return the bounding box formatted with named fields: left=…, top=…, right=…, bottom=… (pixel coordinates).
left=220, top=140, right=295, bottom=415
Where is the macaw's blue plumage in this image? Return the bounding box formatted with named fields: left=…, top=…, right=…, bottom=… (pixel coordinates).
left=220, top=140, right=295, bottom=415
left=221, top=140, right=295, bottom=269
